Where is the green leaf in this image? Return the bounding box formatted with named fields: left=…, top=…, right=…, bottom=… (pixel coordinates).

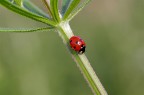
left=0, top=27, right=54, bottom=32
left=66, top=0, right=92, bottom=21
left=42, top=0, right=52, bottom=17
left=8, top=0, right=14, bottom=2
left=9, top=0, right=49, bottom=18
left=62, top=0, right=80, bottom=20
left=50, top=0, right=61, bottom=22
left=61, top=0, right=72, bottom=16
left=23, top=0, right=49, bottom=18
left=0, top=0, right=56, bottom=26
left=14, top=0, right=22, bottom=6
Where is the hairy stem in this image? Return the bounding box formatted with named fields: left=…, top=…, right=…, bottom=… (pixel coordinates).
left=57, top=22, right=108, bottom=95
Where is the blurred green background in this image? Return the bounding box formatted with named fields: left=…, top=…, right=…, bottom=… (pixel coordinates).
left=0, top=0, right=144, bottom=95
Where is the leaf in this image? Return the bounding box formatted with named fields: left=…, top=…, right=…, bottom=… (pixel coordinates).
left=50, top=0, right=61, bottom=22
left=61, top=0, right=72, bottom=16
left=0, top=0, right=56, bottom=26
left=8, top=0, right=14, bottom=2
left=23, top=0, right=49, bottom=18
left=14, top=0, right=22, bottom=6
left=66, top=0, right=92, bottom=21
left=8, top=0, right=49, bottom=18
left=62, top=0, right=80, bottom=20
left=42, top=0, right=52, bottom=17
left=0, top=27, right=54, bottom=32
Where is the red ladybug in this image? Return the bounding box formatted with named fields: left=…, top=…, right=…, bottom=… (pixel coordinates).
left=69, top=36, right=86, bottom=54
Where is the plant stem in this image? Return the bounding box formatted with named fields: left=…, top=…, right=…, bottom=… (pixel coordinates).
left=57, top=22, right=108, bottom=95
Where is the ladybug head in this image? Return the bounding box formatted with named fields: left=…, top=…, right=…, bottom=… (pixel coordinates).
left=78, top=45, right=86, bottom=54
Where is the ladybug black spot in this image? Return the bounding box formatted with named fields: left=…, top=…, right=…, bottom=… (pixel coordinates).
left=74, top=46, right=76, bottom=49
left=81, top=44, right=84, bottom=47
left=70, top=40, right=72, bottom=43
left=76, top=41, right=78, bottom=44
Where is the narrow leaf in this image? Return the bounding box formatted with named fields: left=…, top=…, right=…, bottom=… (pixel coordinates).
left=62, top=0, right=80, bottom=20
left=0, top=0, right=56, bottom=26
left=14, top=0, right=22, bottom=6
left=50, top=0, right=61, bottom=22
left=23, top=0, right=49, bottom=18
left=0, top=27, right=54, bottom=32
left=42, top=0, right=52, bottom=17
left=61, top=0, right=72, bottom=16
left=67, top=0, right=92, bottom=21
left=8, top=0, right=14, bottom=2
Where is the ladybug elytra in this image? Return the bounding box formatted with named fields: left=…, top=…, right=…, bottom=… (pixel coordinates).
left=69, top=36, right=86, bottom=54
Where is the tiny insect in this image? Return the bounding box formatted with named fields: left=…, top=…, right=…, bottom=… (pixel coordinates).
left=69, top=36, right=86, bottom=54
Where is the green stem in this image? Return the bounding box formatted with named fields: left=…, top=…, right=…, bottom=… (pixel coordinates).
left=57, top=22, right=108, bottom=95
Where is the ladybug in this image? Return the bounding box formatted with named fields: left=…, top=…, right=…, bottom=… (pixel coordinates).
left=69, top=36, right=86, bottom=54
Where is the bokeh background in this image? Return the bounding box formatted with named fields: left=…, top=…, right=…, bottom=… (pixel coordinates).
left=0, top=0, right=144, bottom=95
